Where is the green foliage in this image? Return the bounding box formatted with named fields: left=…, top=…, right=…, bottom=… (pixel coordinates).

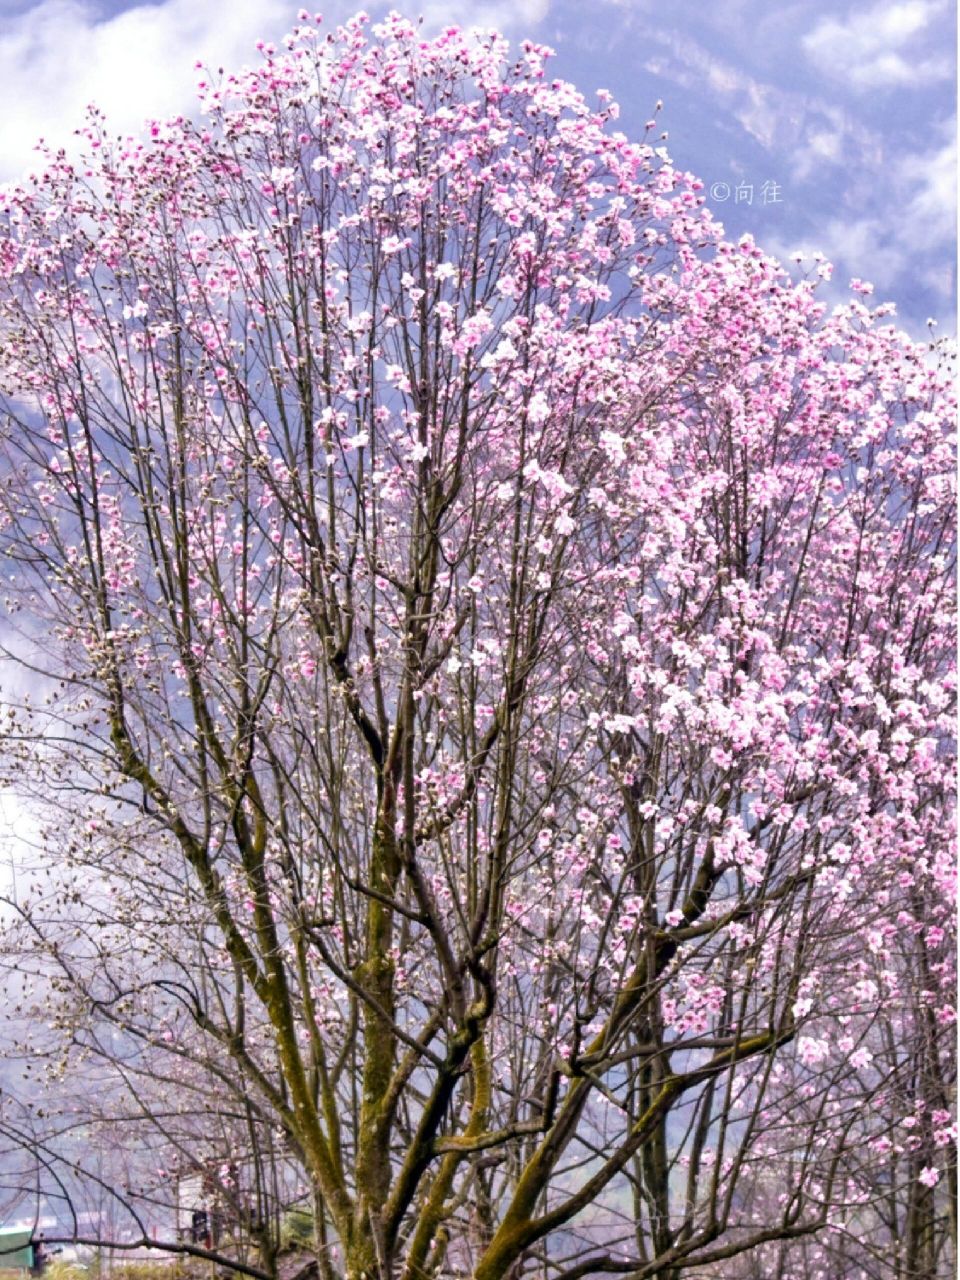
left=92, top=1262, right=199, bottom=1280
left=279, top=1208, right=314, bottom=1252
left=40, top=1265, right=88, bottom=1280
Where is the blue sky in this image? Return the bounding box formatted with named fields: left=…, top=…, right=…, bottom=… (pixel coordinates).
left=0, top=0, right=955, bottom=336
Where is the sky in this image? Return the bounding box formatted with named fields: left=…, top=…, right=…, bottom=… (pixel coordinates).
left=0, top=0, right=955, bottom=336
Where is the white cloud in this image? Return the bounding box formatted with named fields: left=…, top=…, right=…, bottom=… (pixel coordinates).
left=897, top=134, right=957, bottom=248
left=421, top=0, right=548, bottom=29
left=765, top=127, right=957, bottom=333
left=772, top=217, right=908, bottom=290
left=637, top=40, right=790, bottom=150
left=803, top=0, right=951, bottom=89
left=0, top=0, right=551, bottom=185
left=806, top=133, right=837, bottom=165
left=787, top=101, right=885, bottom=183
left=0, top=0, right=294, bottom=182
left=0, top=790, right=38, bottom=906
left=637, top=31, right=884, bottom=167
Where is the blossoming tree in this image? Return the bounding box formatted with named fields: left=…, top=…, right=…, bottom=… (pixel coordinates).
left=0, top=12, right=954, bottom=1280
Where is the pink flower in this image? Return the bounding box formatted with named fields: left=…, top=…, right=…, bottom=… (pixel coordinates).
left=918, top=1166, right=940, bottom=1189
